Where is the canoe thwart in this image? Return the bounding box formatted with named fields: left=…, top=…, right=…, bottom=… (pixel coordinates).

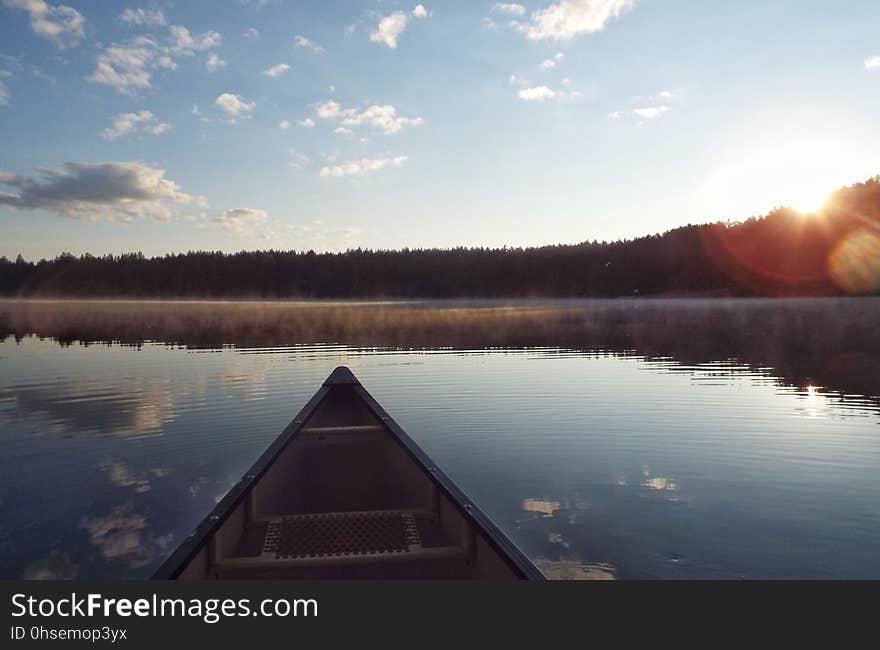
left=299, top=424, right=385, bottom=436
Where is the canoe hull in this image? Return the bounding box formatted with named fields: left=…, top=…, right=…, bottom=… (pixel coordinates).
left=154, top=367, right=543, bottom=580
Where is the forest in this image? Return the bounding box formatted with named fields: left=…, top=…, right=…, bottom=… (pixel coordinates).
left=2, top=177, right=879, bottom=298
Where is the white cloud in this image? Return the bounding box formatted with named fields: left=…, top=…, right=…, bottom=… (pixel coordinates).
left=632, top=106, right=669, bottom=118
left=541, top=54, right=565, bottom=69
left=289, top=149, right=310, bottom=170
left=334, top=126, right=353, bottom=135
left=168, top=25, right=221, bottom=54
left=119, top=8, right=166, bottom=27
left=314, top=100, right=347, bottom=119
left=344, top=24, right=356, bottom=36
left=0, top=79, right=8, bottom=106
left=3, top=0, right=85, bottom=49
left=89, top=24, right=222, bottom=95
left=89, top=37, right=166, bottom=95
left=294, top=35, right=324, bottom=53
left=320, top=156, right=408, bottom=177
left=518, top=85, right=556, bottom=101
left=211, top=207, right=269, bottom=236
left=513, top=0, right=634, bottom=41
left=632, top=89, right=675, bottom=103
left=0, top=161, right=205, bottom=222
left=341, top=105, right=423, bottom=134
left=609, top=105, right=670, bottom=120
left=262, top=63, right=289, bottom=77
left=865, top=56, right=880, bottom=69
left=493, top=3, right=526, bottom=15
left=205, top=53, right=226, bottom=72
left=412, top=4, right=429, bottom=18
left=612, top=91, right=677, bottom=120
left=561, top=77, right=571, bottom=86
left=214, top=92, right=255, bottom=117
left=101, top=110, right=171, bottom=140
left=279, top=120, right=291, bottom=130
left=297, top=118, right=315, bottom=128
left=314, top=101, right=423, bottom=135
left=243, top=27, right=260, bottom=39
left=509, top=73, right=529, bottom=86
left=370, top=11, right=409, bottom=49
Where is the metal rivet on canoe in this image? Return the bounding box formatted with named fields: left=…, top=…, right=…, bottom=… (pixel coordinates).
left=209, top=515, right=219, bottom=521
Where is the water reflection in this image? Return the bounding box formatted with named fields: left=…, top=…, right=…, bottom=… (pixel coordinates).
left=2, top=297, right=879, bottom=404
left=79, top=504, right=174, bottom=569
left=20, top=551, right=79, bottom=581
left=101, top=462, right=169, bottom=494
left=0, top=378, right=177, bottom=439
left=640, top=467, right=679, bottom=495
left=533, top=558, right=617, bottom=581
left=522, top=498, right=562, bottom=517
left=0, top=298, right=878, bottom=579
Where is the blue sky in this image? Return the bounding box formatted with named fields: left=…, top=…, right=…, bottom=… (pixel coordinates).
left=1, top=0, right=880, bottom=259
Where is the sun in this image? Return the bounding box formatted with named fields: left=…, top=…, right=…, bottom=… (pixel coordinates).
left=696, top=127, right=874, bottom=221
left=788, top=190, right=830, bottom=215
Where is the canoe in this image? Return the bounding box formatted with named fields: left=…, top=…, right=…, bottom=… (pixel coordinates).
left=153, top=366, right=544, bottom=580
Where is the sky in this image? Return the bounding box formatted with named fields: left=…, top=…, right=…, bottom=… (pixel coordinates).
left=1, top=0, right=880, bottom=260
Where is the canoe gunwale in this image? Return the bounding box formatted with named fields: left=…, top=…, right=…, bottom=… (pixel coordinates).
left=349, top=382, right=545, bottom=580
left=152, top=366, right=545, bottom=580
left=151, top=383, right=330, bottom=580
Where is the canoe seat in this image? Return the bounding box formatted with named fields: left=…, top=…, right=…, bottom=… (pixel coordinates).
left=211, top=509, right=471, bottom=577
left=262, top=510, right=423, bottom=559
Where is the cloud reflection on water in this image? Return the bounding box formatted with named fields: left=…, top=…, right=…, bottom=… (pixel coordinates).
left=20, top=550, right=79, bottom=580
left=1, top=298, right=879, bottom=580
left=101, top=461, right=169, bottom=494
left=79, top=504, right=174, bottom=569
left=0, top=377, right=177, bottom=439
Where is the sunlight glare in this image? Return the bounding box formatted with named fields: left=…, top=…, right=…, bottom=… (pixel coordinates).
left=695, top=132, right=878, bottom=220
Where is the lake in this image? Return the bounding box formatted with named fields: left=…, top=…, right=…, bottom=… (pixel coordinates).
left=1, top=298, right=879, bottom=579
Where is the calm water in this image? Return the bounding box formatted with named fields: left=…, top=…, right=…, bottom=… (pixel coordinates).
left=1, top=298, right=879, bottom=580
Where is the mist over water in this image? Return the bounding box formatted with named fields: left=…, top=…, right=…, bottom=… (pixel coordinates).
left=1, top=298, right=879, bottom=579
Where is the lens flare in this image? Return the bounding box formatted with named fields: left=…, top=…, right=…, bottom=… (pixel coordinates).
left=828, top=228, right=880, bottom=294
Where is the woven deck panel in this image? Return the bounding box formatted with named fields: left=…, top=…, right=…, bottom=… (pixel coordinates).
left=262, top=511, right=422, bottom=559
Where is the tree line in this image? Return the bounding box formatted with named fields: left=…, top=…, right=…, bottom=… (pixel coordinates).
left=2, top=177, right=878, bottom=298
